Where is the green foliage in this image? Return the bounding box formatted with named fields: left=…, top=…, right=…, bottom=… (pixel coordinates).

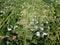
left=0, top=0, right=60, bottom=45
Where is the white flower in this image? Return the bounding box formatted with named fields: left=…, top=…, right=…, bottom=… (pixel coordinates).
left=17, top=14, right=19, bottom=15
left=56, top=0, right=60, bottom=2
left=8, top=28, right=12, bottom=31
left=30, top=29, right=34, bottom=31
left=32, top=19, right=35, bottom=22
left=40, top=27, right=44, bottom=30
left=35, top=26, right=38, bottom=29
left=48, top=6, right=49, bottom=7
left=23, top=2, right=26, bottom=5
left=6, top=0, right=10, bottom=2
left=35, top=20, right=38, bottom=24
left=36, top=32, right=40, bottom=37
left=30, top=28, right=35, bottom=31
left=0, top=10, right=5, bottom=14
left=9, top=6, right=11, bottom=7
left=14, top=25, right=18, bottom=29
left=30, top=21, right=34, bottom=24
left=34, top=16, right=37, bottom=18
left=22, top=5, right=24, bottom=9
left=53, top=11, right=56, bottom=14
left=43, top=32, right=48, bottom=36
left=5, top=36, right=9, bottom=37
left=46, top=21, right=48, bottom=24
left=6, top=41, right=9, bottom=45
left=10, top=25, right=13, bottom=28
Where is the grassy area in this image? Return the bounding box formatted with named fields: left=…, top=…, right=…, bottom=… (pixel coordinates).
left=0, top=0, right=60, bottom=45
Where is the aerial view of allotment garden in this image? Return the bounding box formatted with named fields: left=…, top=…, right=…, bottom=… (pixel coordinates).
left=0, top=0, right=60, bottom=45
